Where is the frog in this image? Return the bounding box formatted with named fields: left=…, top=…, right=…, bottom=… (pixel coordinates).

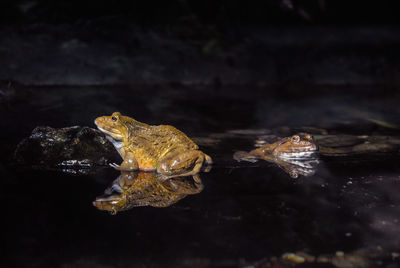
left=233, top=134, right=319, bottom=177
left=95, top=112, right=212, bottom=177
left=234, top=133, right=318, bottom=162
left=93, top=171, right=204, bottom=214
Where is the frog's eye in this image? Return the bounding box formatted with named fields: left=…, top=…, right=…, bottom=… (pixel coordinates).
left=112, top=116, right=117, bottom=122
left=291, top=135, right=300, bottom=143
left=304, top=134, right=312, bottom=140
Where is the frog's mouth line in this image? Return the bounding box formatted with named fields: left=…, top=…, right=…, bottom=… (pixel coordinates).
left=95, top=124, right=124, bottom=140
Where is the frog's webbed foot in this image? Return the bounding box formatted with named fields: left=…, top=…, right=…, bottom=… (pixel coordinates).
left=110, top=162, right=138, bottom=171
left=241, top=157, right=258, bottom=163
left=109, top=152, right=139, bottom=171
left=109, top=163, right=121, bottom=169
left=201, top=164, right=212, bottom=172
left=201, top=154, right=213, bottom=172
left=192, top=174, right=204, bottom=191
left=233, top=151, right=258, bottom=163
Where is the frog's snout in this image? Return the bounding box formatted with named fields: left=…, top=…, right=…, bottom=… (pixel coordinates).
left=94, top=117, right=105, bottom=128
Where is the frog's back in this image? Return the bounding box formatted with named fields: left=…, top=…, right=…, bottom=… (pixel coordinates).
left=152, top=125, right=199, bottom=150
left=124, top=122, right=199, bottom=163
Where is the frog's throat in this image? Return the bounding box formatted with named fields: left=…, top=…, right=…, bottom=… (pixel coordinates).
left=277, top=150, right=317, bottom=159
left=105, top=135, right=124, bottom=158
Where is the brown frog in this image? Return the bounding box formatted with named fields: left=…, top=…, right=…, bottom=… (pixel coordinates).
left=95, top=112, right=212, bottom=177
left=93, top=171, right=204, bottom=214
left=233, top=134, right=319, bottom=177
left=234, top=134, right=318, bottom=161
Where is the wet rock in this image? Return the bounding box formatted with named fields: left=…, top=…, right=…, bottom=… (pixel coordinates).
left=295, top=252, right=316, bottom=263
left=281, top=253, right=306, bottom=264
left=331, top=251, right=370, bottom=268
left=14, top=126, right=120, bottom=170
left=316, top=135, right=400, bottom=155
left=317, top=255, right=332, bottom=263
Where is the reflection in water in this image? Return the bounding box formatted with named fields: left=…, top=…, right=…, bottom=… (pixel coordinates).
left=272, top=157, right=319, bottom=178
left=93, top=171, right=204, bottom=214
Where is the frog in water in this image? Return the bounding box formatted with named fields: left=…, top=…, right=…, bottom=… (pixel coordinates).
left=233, top=134, right=318, bottom=177
left=95, top=112, right=212, bottom=177
left=234, top=134, right=318, bottom=162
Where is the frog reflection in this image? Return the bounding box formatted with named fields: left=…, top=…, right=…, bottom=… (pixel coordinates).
left=272, top=157, right=319, bottom=178
left=93, top=171, right=204, bottom=214
left=233, top=134, right=319, bottom=178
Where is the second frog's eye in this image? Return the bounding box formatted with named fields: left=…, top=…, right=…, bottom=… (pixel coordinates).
left=291, top=135, right=300, bottom=142
left=112, top=116, right=117, bottom=122
left=304, top=134, right=312, bottom=140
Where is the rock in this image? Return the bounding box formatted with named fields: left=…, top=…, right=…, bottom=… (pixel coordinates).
left=331, top=252, right=370, bottom=268
left=14, top=126, right=120, bottom=171
left=281, top=253, right=306, bottom=264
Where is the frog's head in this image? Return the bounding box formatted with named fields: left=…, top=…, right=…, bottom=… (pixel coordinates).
left=95, top=112, right=129, bottom=141
left=93, top=194, right=126, bottom=215
left=273, top=134, right=318, bottom=159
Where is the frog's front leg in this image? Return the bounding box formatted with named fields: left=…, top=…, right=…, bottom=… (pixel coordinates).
left=157, top=150, right=209, bottom=177
left=110, top=151, right=139, bottom=171
left=233, top=151, right=259, bottom=163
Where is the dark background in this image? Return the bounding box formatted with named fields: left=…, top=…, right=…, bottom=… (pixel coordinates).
left=1, top=0, right=400, bottom=25
left=1, top=0, right=400, bottom=87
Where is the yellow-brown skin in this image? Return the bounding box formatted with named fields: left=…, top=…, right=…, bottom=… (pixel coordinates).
left=95, top=112, right=212, bottom=177
left=251, top=134, right=318, bottom=158
left=234, top=134, right=318, bottom=162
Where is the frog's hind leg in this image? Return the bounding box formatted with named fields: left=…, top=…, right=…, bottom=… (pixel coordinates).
left=201, top=153, right=213, bottom=172
left=109, top=151, right=139, bottom=171
left=157, top=150, right=207, bottom=178
left=204, top=154, right=213, bottom=165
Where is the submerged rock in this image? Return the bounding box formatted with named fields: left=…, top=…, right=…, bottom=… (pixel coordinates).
left=14, top=126, right=120, bottom=170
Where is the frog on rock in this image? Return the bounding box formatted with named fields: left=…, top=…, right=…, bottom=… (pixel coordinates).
left=95, top=112, right=212, bottom=177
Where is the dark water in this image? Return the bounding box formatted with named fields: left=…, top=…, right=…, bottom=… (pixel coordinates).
left=2, top=85, right=400, bottom=267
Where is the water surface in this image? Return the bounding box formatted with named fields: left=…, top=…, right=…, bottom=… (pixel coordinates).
left=2, top=84, right=400, bottom=267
